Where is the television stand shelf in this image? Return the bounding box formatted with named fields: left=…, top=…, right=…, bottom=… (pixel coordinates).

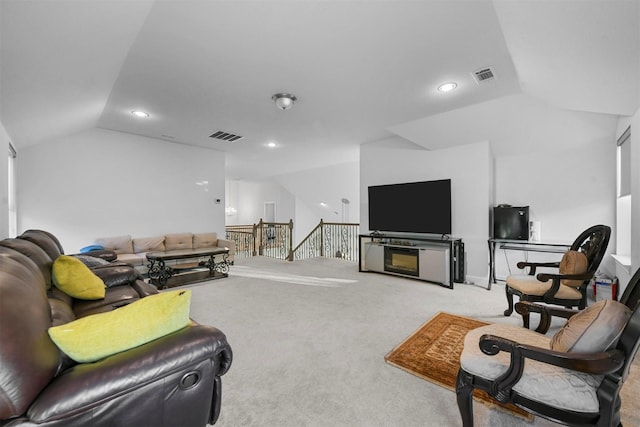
left=358, top=234, right=464, bottom=289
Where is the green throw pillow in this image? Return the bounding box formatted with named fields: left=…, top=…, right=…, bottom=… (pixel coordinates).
left=48, top=290, right=191, bottom=363
left=52, top=255, right=106, bottom=299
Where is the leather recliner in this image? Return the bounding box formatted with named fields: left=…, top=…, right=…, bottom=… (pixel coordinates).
left=0, top=230, right=232, bottom=426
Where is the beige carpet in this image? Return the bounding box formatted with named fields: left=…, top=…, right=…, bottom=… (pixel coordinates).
left=184, top=256, right=640, bottom=427
left=385, top=312, right=533, bottom=421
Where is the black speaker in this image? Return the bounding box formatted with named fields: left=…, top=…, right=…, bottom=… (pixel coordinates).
left=453, top=240, right=465, bottom=283
left=493, top=206, right=529, bottom=240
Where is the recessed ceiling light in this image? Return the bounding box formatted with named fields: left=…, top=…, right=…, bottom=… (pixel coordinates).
left=320, top=202, right=328, bottom=207
left=131, top=110, right=149, bottom=118
left=266, top=141, right=278, bottom=148
left=437, top=82, right=458, bottom=93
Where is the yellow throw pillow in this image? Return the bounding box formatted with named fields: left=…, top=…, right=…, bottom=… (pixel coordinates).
left=48, top=290, right=191, bottom=363
left=52, top=255, right=106, bottom=299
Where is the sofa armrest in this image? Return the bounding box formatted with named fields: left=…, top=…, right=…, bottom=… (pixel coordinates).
left=75, top=249, right=118, bottom=262
left=132, top=279, right=159, bottom=297
left=24, top=325, right=232, bottom=426
left=91, top=265, right=142, bottom=288
left=217, top=238, right=235, bottom=254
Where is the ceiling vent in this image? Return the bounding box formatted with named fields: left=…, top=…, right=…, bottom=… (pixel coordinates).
left=209, top=131, right=243, bottom=142
left=472, top=67, right=495, bottom=84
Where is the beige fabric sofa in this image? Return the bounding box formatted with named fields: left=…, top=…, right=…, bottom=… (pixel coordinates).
left=95, top=232, right=235, bottom=273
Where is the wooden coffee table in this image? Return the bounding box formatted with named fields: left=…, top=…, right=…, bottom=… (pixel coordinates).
left=146, top=248, right=230, bottom=289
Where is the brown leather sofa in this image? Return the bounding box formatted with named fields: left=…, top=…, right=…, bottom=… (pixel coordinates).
left=0, top=230, right=232, bottom=426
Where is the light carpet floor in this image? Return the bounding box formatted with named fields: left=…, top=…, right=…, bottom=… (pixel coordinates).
left=184, top=256, right=638, bottom=427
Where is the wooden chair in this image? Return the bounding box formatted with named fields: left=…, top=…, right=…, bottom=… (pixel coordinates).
left=457, top=270, right=640, bottom=426
left=517, top=267, right=640, bottom=334
left=503, top=224, right=611, bottom=331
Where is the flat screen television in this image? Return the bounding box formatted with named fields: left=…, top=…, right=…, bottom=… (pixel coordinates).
left=368, top=179, right=452, bottom=235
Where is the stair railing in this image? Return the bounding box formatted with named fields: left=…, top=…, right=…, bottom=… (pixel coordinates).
left=291, top=219, right=360, bottom=262
left=227, top=219, right=359, bottom=262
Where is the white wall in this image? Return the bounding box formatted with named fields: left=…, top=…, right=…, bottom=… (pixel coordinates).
left=614, top=107, right=640, bottom=293
left=360, top=138, right=492, bottom=283
left=632, top=110, right=640, bottom=276
left=274, top=162, right=359, bottom=223
left=493, top=141, right=617, bottom=278
left=0, top=120, right=10, bottom=239
left=226, top=161, right=360, bottom=246
left=224, top=179, right=295, bottom=226
left=17, top=128, right=226, bottom=252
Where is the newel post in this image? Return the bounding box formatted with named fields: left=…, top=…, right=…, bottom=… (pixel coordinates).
left=287, top=219, right=294, bottom=261
left=256, top=218, right=264, bottom=256
left=319, top=219, right=324, bottom=257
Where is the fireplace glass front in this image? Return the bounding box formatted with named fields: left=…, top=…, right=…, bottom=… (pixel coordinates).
left=384, top=246, right=419, bottom=277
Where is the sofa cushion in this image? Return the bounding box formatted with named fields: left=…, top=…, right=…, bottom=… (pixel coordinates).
left=165, top=233, right=193, bottom=251
left=52, top=255, right=106, bottom=300
left=550, top=299, right=631, bottom=353
left=95, top=235, right=133, bottom=254
left=72, top=286, right=140, bottom=318
left=193, top=233, right=218, bottom=249
left=559, top=250, right=589, bottom=287
left=48, top=289, right=191, bottom=363
left=49, top=298, right=76, bottom=326
left=133, top=236, right=166, bottom=253
left=73, top=254, right=111, bottom=268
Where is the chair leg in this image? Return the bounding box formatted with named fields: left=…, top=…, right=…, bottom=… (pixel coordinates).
left=534, top=310, right=551, bottom=334
left=596, top=378, right=622, bottom=427
left=456, top=369, right=475, bottom=427
left=504, top=286, right=514, bottom=316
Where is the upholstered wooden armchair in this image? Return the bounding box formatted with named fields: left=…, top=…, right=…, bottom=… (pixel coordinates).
left=457, top=290, right=640, bottom=427
left=503, top=224, right=611, bottom=331
left=517, top=267, right=640, bottom=335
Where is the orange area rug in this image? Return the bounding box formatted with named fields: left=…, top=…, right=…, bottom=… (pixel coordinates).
left=385, top=311, right=533, bottom=421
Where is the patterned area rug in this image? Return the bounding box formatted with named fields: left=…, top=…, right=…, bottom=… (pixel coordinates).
left=385, top=312, right=534, bottom=421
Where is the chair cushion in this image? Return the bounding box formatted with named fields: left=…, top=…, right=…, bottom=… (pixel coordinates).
left=48, top=289, right=191, bottom=363
left=52, top=255, right=106, bottom=300
left=550, top=300, right=631, bottom=352
left=460, top=323, right=602, bottom=413
left=559, top=250, right=589, bottom=287
left=506, top=274, right=583, bottom=299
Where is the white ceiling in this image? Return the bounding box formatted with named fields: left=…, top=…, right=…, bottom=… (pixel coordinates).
left=1, top=0, right=638, bottom=180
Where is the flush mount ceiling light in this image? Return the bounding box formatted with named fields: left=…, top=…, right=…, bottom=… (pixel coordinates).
left=437, top=82, right=458, bottom=93
left=272, top=93, right=297, bottom=110
left=131, top=110, right=150, bottom=118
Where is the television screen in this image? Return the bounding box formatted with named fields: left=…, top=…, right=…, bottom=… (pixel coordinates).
left=368, top=179, right=452, bottom=235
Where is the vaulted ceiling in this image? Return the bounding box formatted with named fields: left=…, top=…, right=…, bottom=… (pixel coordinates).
left=1, top=0, right=638, bottom=180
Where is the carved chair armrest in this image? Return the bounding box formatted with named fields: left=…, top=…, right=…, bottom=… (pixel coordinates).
left=536, top=272, right=593, bottom=283
left=515, top=301, right=579, bottom=320
left=536, top=272, right=593, bottom=302
left=515, top=301, right=581, bottom=334
left=479, top=334, right=625, bottom=401
left=516, top=261, right=560, bottom=275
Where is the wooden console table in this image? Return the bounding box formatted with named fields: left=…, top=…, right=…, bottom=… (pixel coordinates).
left=147, top=248, right=230, bottom=289
left=487, top=238, right=571, bottom=290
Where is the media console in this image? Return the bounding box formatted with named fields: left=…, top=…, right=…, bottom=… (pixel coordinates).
left=358, top=234, right=464, bottom=289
